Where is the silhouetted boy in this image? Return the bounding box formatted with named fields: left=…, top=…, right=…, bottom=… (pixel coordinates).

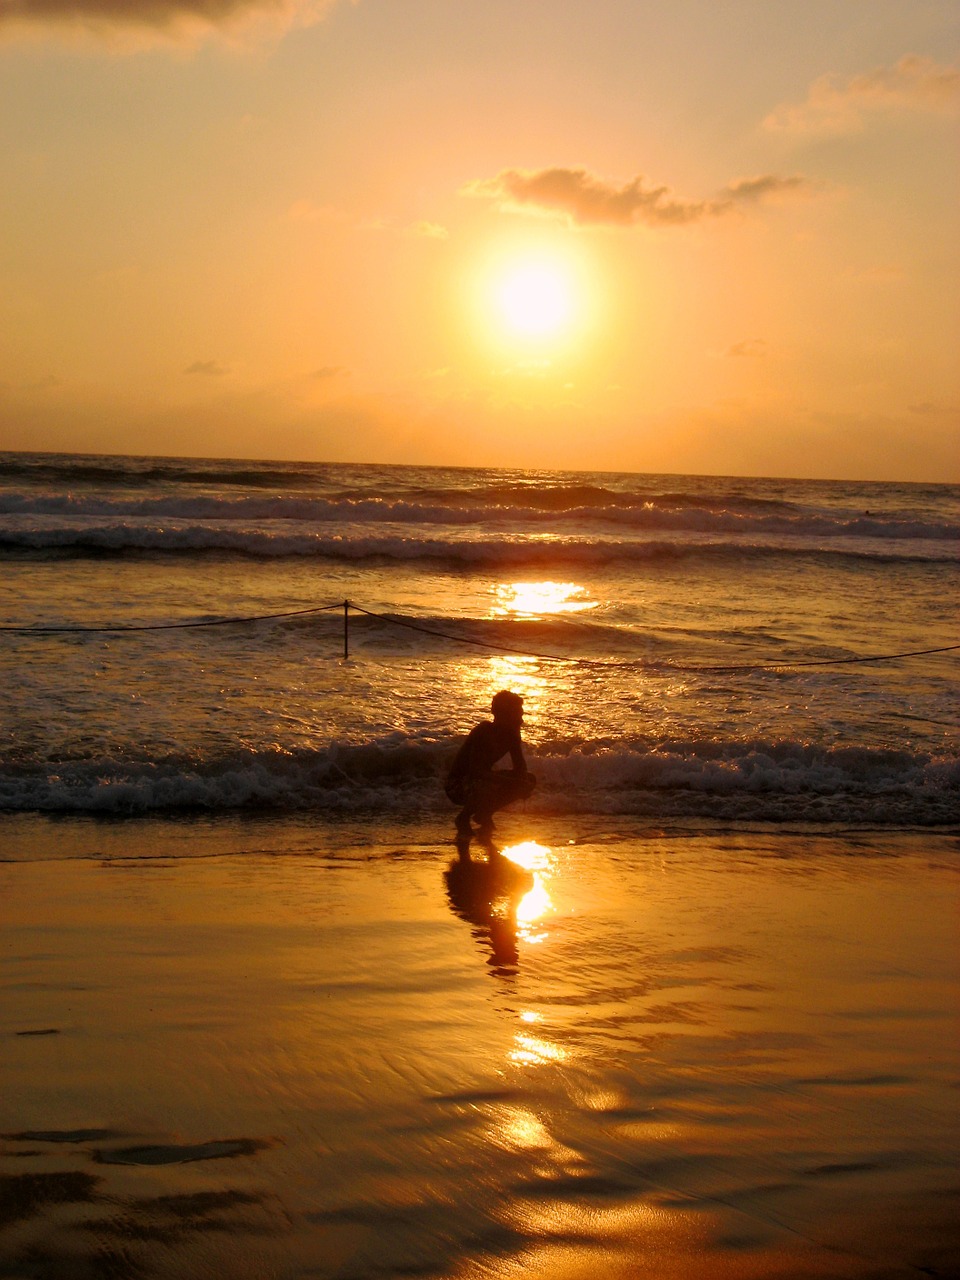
left=445, top=690, right=536, bottom=850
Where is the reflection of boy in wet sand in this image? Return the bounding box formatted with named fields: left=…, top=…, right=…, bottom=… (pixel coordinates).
left=445, top=690, right=536, bottom=850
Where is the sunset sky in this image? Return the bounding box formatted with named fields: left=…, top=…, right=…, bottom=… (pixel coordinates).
left=1, top=0, right=957, bottom=480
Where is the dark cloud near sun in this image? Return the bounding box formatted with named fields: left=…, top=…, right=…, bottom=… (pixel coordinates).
left=715, top=175, right=809, bottom=204
left=462, top=166, right=814, bottom=228
left=185, top=359, right=229, bottom=376
left=0, top=0, right=336, bottom=43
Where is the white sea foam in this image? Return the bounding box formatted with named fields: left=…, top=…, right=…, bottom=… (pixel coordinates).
left=0, top=519, right=955, bottom=567
left=1, top=737, right=955, bottom=825
left=1, top=490, right=956, bottom=543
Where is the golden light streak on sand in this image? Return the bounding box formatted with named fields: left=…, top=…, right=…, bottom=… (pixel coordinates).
left=508, top=1033, right=568, bottom=1067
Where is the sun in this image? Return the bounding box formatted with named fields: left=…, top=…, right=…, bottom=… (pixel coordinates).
left=495, top=262, right=575, bottom=338
left=470, top=242, right=590, bottom=355
left=464, top=237, right=601, bottom=368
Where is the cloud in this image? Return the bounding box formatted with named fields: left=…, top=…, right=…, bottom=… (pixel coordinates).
left=184, top=359, right=229, bottom=376
left=0, top=374, right=61, bottom=393
left=764, top=55, right=960, bottom=134
left=462, top=167, right=705, bottom=227
left=714, top=174, right=811, bottom=205
left=908, top=400, right=957, bottom=418
left=725, top=339, right=769, bottom=359
left=311, top=365, right=347, bottom=380
left=461, top=166, right=814, bottom=228
left=404, top=220, right=448, bottom=240
left=0, top=0, right=339, bottom=47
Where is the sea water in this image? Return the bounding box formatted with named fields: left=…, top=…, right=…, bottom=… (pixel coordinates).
left=1, top=451, right=957, bottom=825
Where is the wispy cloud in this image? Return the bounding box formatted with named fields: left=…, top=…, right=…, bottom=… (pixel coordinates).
left=461, top=166, right=814, bottom=228
left=764, top=55, right=960, bottom=134
left=725, top=339, right=769, bottom=358
left=0, top=0, right=340, bottom=47
left=311, top=365, right=347, bottom=380
left=715, top=175, right=809, bottom=205
left=185, top=359, right=229, bottom=376
left=404, top=220, right=448, bottom=240
left=908, top=400, right=958, bottom=417
left=0, top=374, right=62, bottom=393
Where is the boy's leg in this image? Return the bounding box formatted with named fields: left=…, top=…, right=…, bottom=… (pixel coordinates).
left=455, top=807, right=472, bottom=834
left=474, top=773, right=537, bottom=835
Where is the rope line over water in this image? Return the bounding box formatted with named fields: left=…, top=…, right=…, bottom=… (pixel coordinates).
left=342, top=603, right=960, bottom=672
left=2, top=597, right=957, bottom=672
left=0, top=601, right=345, bottom=633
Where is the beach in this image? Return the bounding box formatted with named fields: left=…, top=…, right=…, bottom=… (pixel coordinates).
left=3, top=814, right=958, bottom=1279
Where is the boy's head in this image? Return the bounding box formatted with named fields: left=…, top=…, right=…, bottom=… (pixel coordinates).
left=491, top=689, right=524, bottom=724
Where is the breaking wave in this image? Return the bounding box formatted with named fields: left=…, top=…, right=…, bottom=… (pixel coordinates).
left=0, top=522, right=955, bottom=567
left=2, top=736, right=956, bottom=826
left=1, top=491, right=957, bottom=544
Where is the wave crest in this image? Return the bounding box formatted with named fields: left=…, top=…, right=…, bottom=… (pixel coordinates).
left=2, top=737, right=955, bottom=826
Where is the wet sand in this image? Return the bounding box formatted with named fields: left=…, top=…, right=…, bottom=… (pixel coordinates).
left=1, top=816, right=958, bottom=1279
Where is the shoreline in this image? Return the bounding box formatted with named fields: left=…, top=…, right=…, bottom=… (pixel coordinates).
left=2, top=807, right=958, bottom=862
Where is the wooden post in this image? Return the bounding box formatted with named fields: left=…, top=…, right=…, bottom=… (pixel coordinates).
left=343, top=599, right=349, bottom=660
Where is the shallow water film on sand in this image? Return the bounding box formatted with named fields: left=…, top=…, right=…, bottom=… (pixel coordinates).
left=1, top=452, right=957, bottom=824
left=1, top=820, right=958, bottom=1279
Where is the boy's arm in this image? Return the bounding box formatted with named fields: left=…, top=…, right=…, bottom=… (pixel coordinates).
left=508, top=728, right=528, bottom=775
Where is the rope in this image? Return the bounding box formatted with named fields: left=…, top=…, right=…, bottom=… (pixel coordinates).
left=659, top=642, right=960, bottom=673
left=346, top=603, right=588, bottom=664
left=2, top=595, right=957, bottom=671
left=348, top=605, right=959, bottom=672
left=0, top=601, right=344, bottom=634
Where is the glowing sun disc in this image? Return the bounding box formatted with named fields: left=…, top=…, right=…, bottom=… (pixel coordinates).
left=496, top=262, right=574, bottom=338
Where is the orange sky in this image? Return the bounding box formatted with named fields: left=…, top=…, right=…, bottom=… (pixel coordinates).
left=1, top=0, right=957, bottom=479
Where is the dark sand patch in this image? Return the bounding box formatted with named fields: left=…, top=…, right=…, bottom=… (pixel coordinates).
left=5, top=1129, right=123, bottom=1144
left=0, top=1170, right=100, bottom=1225
left=94, top=1138, right=272, bottom=1166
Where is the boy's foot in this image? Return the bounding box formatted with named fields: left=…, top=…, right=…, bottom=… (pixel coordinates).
left=455, top=831, right=472, bottom=860
left=455, top=810, right=473, bottom=838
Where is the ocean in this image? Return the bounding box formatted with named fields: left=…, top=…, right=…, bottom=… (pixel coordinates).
left=1, top=450, right=957, bottom=827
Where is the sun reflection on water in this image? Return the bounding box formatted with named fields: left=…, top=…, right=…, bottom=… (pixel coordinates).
left=498, top=1106, right=554, bottom=1151
left=455, top=655, right=547, bottom=730
left=496, top=840, right=568, bottom=1067
left=500, top=841, right=554, bottom=943
left=491, top=580, right=597, bottom=619
left=509, top=1033, right=568, bottom=1067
